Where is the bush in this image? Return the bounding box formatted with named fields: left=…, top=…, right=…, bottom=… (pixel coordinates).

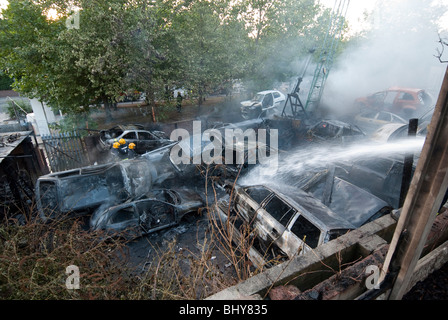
left=6, top=99, right=32, bottom=120
left=0, top=218, right=136, bottom=299
left=0, top=74, right=13, bottom=91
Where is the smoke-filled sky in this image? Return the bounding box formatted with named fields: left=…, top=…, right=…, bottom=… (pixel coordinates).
left=321, top=0, right=448, bottom=117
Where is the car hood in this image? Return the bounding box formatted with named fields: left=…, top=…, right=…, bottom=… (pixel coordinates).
left=241, top=100, right=261, bottom=107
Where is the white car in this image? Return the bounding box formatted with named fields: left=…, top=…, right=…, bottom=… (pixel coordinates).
left=240, top=90, right=286, bottom=119
left=353, top=110, right=407, bottom=134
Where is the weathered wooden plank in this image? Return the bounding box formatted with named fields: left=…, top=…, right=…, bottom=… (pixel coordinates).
left=406, top=239, right=448, bottom=293
left=381, top=65, right=448, bottom=300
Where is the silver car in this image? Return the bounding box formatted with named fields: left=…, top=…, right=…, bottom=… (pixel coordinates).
left=90, top=188, right=204, bottom=239
left=35, top=158, right=157, bottom=222
left=98, top=124, right=173, bottom=154
left=213, top=181, right=390, bottom=268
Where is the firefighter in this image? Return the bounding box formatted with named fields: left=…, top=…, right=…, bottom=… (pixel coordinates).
left=128, top=142, right=137, bottom=159
left=111, top=141, right=122, bottom=160
left=176, top=92, right=183, bottom=113
left=111, top=138, right=128, bottom=160
left=118, top=138, right=129, bottom=156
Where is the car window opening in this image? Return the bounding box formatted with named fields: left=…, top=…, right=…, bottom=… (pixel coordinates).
left=290, top=215, right=321, bottom=249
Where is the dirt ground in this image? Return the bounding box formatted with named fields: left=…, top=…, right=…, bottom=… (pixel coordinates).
left=403, top=262, right=448, bottom=300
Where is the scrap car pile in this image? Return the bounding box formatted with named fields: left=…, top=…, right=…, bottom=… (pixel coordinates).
left=34, top=85, right=432, bottom=273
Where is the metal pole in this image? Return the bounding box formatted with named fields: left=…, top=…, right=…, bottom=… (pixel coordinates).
left=399, top=118, right=419, bottom=207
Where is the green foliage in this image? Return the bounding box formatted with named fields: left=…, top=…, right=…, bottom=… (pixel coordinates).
left=49, top=113, right=98, bottom=136
left=6, top=99, right=32, bottom=119
left=0, top=0, right=350, bottom=118
left=0, top=73, right=13, bottom=90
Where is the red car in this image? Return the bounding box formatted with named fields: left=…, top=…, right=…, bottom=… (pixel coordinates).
left=355, top=87, right=433, bottom=119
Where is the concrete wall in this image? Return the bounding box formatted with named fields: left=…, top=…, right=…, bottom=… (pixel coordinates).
left=29, top=98, right=56, bottom=136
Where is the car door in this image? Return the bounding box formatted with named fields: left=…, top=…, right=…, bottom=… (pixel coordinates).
left=106, top=204, right=140, bottom=233
left=285, top=214, right=323, bottom=256
left=257, top=195, right=297, bottom=256
left=370, top=92, right=387, bottom=110
left=356, top=110, right=378, bottom=130
left=241, top=186, right=273, bottom=222
left=120, top=131, right=138, bottom=147
left=262, top=93, right=274, bottom=110
left=136, top=131, right=159, bottom=154
left=375, top=111, right=393, bottom=126
left=272, top=92, right=282, bottom=106
left=383, top=91, right=399, bottom=112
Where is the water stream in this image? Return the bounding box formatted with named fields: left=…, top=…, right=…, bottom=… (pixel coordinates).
left=240, top=136, right=426, bottom=189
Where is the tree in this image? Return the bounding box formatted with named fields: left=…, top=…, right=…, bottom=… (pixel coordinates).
left=167, top=0, right=250, bottom=109
left=0, top=0, right=64, bottom=103
left=236, top=0, right=332, bottom=93
left=0, top=0, right=335, bottom=120
left=0, top=0, right=158, bottom=121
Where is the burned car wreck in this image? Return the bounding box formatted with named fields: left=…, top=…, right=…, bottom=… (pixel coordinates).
left=35, top=158, right=158, bottom=222
left=354, top=87, right=433, bottom=119
left=240, top=90, right=286, bottom=120
left=213, top=175, right=391, bottom=268
left=98, top=124, right=173, bottom=154
left=90, top=188, right=204, bottom=239
left=307, top=119, right=365, bottom=144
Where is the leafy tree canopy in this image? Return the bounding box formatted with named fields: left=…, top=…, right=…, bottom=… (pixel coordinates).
left=0, top=0, right=343, bottom=117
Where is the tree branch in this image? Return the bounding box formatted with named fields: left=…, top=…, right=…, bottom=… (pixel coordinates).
left=435, top=33, right=448, bottom=63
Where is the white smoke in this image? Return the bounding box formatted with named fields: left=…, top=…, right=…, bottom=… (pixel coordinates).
left=321, top=0, right=448, bottom=117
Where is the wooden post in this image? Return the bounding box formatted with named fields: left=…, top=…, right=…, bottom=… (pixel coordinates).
left=399, top=118, right=418, bottom=207
left=380, top=65, right=448, bottom=300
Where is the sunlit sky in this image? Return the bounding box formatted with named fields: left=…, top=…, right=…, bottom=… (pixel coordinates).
left=0, top=0, right=447, bottom=33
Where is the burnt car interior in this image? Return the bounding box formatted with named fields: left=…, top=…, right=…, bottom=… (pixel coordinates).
left=308, top=120, right=365, bottom=141
left=138, top=201, right=176, bottom=231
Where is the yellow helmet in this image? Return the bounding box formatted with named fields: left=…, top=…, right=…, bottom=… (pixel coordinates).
left=119, top=138, right=126, bottom=145
left=128, top=142, right=136, bottom=150
left=112, top=142, right=120, bottom=149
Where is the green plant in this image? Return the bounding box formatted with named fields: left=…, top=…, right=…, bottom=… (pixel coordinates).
left=0, top=73, right=13, bottom=90
left=6, top=99, right=32, bottom=120
left=49, top=114, right=98, bottom=137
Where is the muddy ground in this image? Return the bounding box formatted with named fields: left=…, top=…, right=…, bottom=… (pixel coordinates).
left=89, top=94, right=448, bottom=300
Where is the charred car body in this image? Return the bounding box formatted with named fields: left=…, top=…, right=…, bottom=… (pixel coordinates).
left=35, top=158, right=157, bottom=222
left=354, top=87, right=433, bottom=119
left=90, top=188, right=204, bottom=239
left=307, top=119, right=365, bottom=144
left=353, top=110, right=407, bottom=135
left=371, top=108, right=434, bottom=142
left=214, top=179, right=390, bottom=268
left=98, top=124, right=173, bottom=154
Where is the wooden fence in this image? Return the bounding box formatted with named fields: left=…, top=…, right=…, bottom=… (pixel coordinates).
left=41, top=131, right=90, bottom=172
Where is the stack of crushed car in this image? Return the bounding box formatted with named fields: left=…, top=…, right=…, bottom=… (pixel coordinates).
left=33, top=86, right=432, bottom=270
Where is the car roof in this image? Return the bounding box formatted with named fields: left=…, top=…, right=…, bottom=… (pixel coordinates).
left=387, top=87, right=424, bottom=93
left=257, top=90, right=281, bottom=95
left=243, top=184, right=356, bottom=231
